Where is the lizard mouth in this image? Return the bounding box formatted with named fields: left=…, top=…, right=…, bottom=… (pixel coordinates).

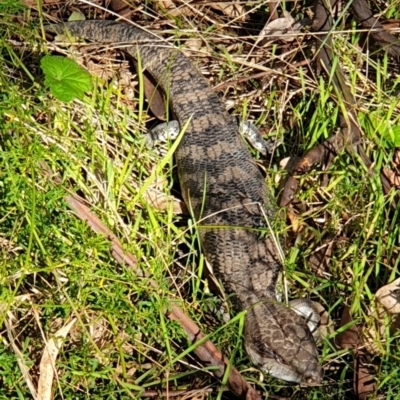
left=248, top=353, right=322, bottom=385
left=244, top=301, right=322, bottom=384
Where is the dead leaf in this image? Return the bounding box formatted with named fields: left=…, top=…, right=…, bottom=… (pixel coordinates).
left=375, top=277, right=400, bottom=314
left=156, top=0, right=174, bottom=10
left=382, top=19, right=400, bottom=31
left=154, top=0, right=194, bottom=17
left=284, top=205, right=303, bottom=233
left=383, top=168, right=400, bottom=188
left=337, top=306, right=360, bottom=350
left=336, top=307, right=376, bottom=399
left=340, top=279, right=400, bottom=397
left=312, top=301, right=334, bottom=343
left=365, top=278, right=400, bottom=355
left=37, top=319, right=77, bottom=400
left=155, top=0, right=247, bottom=19
left=185, top=38, right=203, bottom=52
left=143, top=72, right=168, bottom=120
left=141, top=166, right=187, bottom=213
left=354, top=352, right=376, bottom=400
left=210, top=2, right=247, bottom=20
left=383, top=149, right=400, bottom=189
left=257, top=10, right=302, bottom=45
left=110, top=0, right=133, bottom=18
left=144, top=186, right=187, bottom=214
left=308, top=238, right=334, bottom=276
left=3, top=297, right=37, bottom=399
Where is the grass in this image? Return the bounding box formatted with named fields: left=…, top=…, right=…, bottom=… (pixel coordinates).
left=1, top=0, right=400, bottom=398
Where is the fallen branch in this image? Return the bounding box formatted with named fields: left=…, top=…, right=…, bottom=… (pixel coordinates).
left=39, top=162, right=262, bottom=400
left=351, top=0, right=400, bottom=58
left=65, top=191, right=262, bottom=399
left=279, top=0, right=398, bottom=207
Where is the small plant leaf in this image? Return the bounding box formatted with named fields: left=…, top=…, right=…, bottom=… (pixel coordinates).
left=41, top=55, right=92, bottom=102
left=360, top=111, right=400, bottom=149
left=392, top=125, right=400, bottom=147
left=68, top=11, right=85, bottom=21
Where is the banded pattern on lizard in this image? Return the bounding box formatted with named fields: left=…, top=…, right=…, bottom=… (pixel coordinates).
left=46, top=20, right=322, bottom=384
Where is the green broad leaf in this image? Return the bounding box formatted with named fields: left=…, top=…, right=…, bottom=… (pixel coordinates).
left=68, top=11, right=85, bottom=21
left=379, top=123, right=400, bottom=149
left=41, top=55, right=93, bottom=102
left=360, top=111, right=400, bottom=149
left=392, top=125, right=400, bottom=147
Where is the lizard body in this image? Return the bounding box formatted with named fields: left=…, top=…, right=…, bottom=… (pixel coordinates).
left=47, top=20, right=322, bottom=384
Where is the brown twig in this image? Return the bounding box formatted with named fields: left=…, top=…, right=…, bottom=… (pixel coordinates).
left=37, top=159, right=262, bottom=400
left=213, top=71, right=273, bottom=91
left=351, top=0, right=400, bottom=58
left=279, top=0, right=398, bottom=207
left=65, top=191, right=261, bottom=399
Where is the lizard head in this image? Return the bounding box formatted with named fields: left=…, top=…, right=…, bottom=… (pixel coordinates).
left=244, top=301, right=323, bottom=385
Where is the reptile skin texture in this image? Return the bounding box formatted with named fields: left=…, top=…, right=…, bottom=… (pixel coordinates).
left=47, top=20, right=322, bottom=384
